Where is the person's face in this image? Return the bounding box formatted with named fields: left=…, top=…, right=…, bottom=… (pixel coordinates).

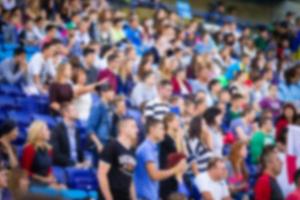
left=159, top=85, right=172, bottom=101
left=105, top=90, right=115, bottom=102
left=125, top=120, right=138, bottom=143
left=240, top=145, right=248, bottom=159
left=19, top=176, right=29, bottom=192
left=8, top=128, right=18, bottom=141
left=270, top=153, right=282, bottom=176
left=77, top=71, right=87, bottom=84
left=64, top=64, right=73, bottom=79
left=214, top=162, right=228, bottom=180
left=65, top=105, right=78, bottom=120
left=215, top=113, right=223, bottom=126
left=220, top=91, right=230, bottom=103
left=247, top=111, right=256, bottom=122
left=45, top=46, right=55, bottom=58
left=87, top=53, right=96, bottom=64
left=16, top=54, right=26, bottom=64
left=116, top=101, right=127, bottom=115
left=170, top=117, right=180, bottom=130
left=152, top=123, right=165, bottom=142
left=212, top=83, right=221, bottom=94
left=176, top=71, right=186, bottom=81
left=0, top=170, right=8, bottom=188
left=145, top=74, right=156, bottom=86
left=42, top=125, right=50, bottom=141
left=284, top=107, right=295, bottom=119
left=264, top=120, right=274, bottom=133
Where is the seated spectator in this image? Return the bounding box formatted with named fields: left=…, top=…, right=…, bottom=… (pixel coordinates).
left=124, top=15, right=142, bottom=47
left=229, top=106, right=256, bottom=141
left=203, top=107, right=224, bottom=157
left=131, top=71, right=158, bottom=108
left=144, top=80, right=172, bottom=120
left=81, top=48, right=98, bottom=84
left=21, top=121, right=65, bottom=189
left=74, top=18, right=91, bottom=46
left=206, top=79, right=222, bottom=107
left=186, top=115, right=213, bottom=176
left=98, top=118, right=138, bottom=200
left=97, top=54, right=120, bottom=92
left=0, top=48, right=27, bottom=85
left=0, top=164, right=12, bottom=200
left=117, top=59, right=135, bottom=96
left=250, top=117, right=275, bottom=164
left=254, top=145, right=284, bottom=200
left=259, top=84, right=281, bottom=119
left=27, top=42, right=56, bottom=95
left=134, top=118, right=187, bottom=200
left=286, top=169, right=300, bottom=200
left=225, top=54, right=250, bottom=81
left=225, top=93, right=244, bottom=125
left=51, top=103, right=89, bottom=168
left=226, top=141, right=249, bottom=199
left=275, top=103, right=297, bottom=140
left=171, top=68, right=192, bottom=96
left=87, top=84, right=115, bottom=162
left=8, top=168, right=30, bottom=200
left=136, top=53, right=154, bottom=81
left=111, top=18, right=126, bottom=44
left=0, top=120, right=19, bottom=169
left=19, top=19, right=40, bottom=46
left=194, top=158, right=231, bottom=200
left=158, top=57, right=174, bottom=81
left=41, top=25, right=58, bottom=46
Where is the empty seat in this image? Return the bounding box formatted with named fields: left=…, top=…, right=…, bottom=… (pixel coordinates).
left=53, top=166, right=67, bottom=184
left=65, top=168, right=98, bottom=191
left=32, top=114, right=57, bottom=128
left=8, top=111, right=32, bottom=127
left=0, top=84, right=23, bottom=96
left=0, top=96, right=16, bottom=109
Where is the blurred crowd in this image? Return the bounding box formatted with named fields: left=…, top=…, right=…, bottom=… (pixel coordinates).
left=1, top=0, right=300, bottom=200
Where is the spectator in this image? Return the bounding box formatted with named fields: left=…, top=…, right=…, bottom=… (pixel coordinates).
left=144, top=80, right=172, bottom=120
left=98, top=118, right=138, bottom=200
left=81, top=48, right=98, bottom=84
left=131, top=71, right=158, bottom=108
left=134, top=118, right=187, bottom=200
left=87, top=84, right=115, bottom=161
left=207, top=79, right=222, bottom=107
left=21, top=121, right=65, bottom=189
left=171, top=68, right=192, bottom=96
left=27, top=42, right=56, bottom=94
left=0, top=48, right=27, bottom=85
left=51, top=103, right=89, bottom=168
left=275, top=103, right=297, bottom=140
left=74, top=18, right=91, bottom=46
left=194, top=157, right=231, bottom=200
left=254, top=145, right=284, bottom=200
left=286, top=169, right=300, bottom=200
left=7, top=168, right=30, bottom=200
left=159, top=57, right=174, bottom=81
left=97, top=54, right=120, bottom=92
left=137, top=53, right=154, bottom=81
left=0, top=164, right=12, bottom=200
left=226, top=141, right=249, bottom=199
left=160, top=113, right=187, bottom=199
left=111, top=18, right=126, bottom=44
left=41, top=25, right=58, bottom=46
left=250, top=117, right=275, bottom=164
left=111, top=96, right=128, bottom=138
left=203, top=107, right=224, bottom=157
left=259, top=84, right=281, bottom=119
left=19, top=19, right=40, bottom=46
left=117, top=59, right=135, bottom=96
left=186, top=115, right=213, bottom=176
left=0, top=120, right=19, bottom=169
left=229, top=106, right=256, bottom=141
left=125, top=15, right=142, bottom=47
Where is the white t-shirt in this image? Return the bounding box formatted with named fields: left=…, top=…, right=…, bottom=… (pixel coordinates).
left=73, top=87, right=93, bottom=122
left=194, top=172, right=230, bottom=200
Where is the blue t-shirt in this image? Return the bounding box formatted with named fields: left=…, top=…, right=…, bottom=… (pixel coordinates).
left=230, top=118, right=252, bottom=139
left=134, top=139, right=159, bottom=200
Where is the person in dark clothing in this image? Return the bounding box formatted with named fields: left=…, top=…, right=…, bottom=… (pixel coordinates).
left=98, top=117, right=138, bottom=200
left=254, top=145, right=284, bottom=200
left=111, top=96, right=128, bottom=138
left=81, top=48, right=98, bottom=84
left=51, top=103, right=89, bottom=168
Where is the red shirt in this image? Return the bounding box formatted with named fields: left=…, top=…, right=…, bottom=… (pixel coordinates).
left=97, top=68, right=118, bottom=92
left=287, top=190, right=300, bottom=200
left=254, top=173, right=284, bottom=200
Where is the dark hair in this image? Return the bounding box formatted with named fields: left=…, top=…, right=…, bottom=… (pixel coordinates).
left=107, top=54, right=118, bottom=64
left=0, top=120, right=17, bottom=138
left=163, top=113, right=177, bottom=131
left=207, top=157, right=224, bottom=170
left=83, top=48, right=95, bottom=57
left=208, top=79, right=219, bottom=91
left=258, top=117, right=272, bottom=128
left=203, top=107, right=222, bottom=126
left=145, top=117, right=162, bottom=133
left=188, top=115, right=202, bottom=139
left=294, top=169, right=300, bottom=186
left=231, top=93, right=243, bottom=101
left=159, top=79, right=171, bottom=87
left=14, top=48, right=25, bottom=56
left=95, top=83, right=113, bottom=94
left=45, top=24, right=57, bottom=32
left=240, top=106, right=254, bottom=117
left=276, top=127, right=287, bottom=145
left=280, top=103, right=297, bottom=122
left=41, top=42, right=53, bottom=51
left=260, top=145, right=277, bottom=170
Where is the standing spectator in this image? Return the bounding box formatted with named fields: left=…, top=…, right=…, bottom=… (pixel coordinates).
left=111, top=96, right=128, bottom=138
left=186, top=115, right=213, bottom=176
left=254, top=145, right=284, bottom=200
left=194, top=158, right=231, bottom=200
left=203, top=107, right=224, bottom=157
left=125, top=15, right=142, bottom=47
left=0, top=120, right=19, bottom=169
left=87, top=84, right=115, bottom=161
left=171, top=68, right=192, bottom=96
left=286, top=169, right=300, bottom=200
left=144, top=80, right=172, bottom=120
left=131, top=71, right=158, bottom=108
left=98, top=118, right=138, bottom=200
left=51, top=103, right=89, bottom=168
left=275, top=103, right=297, bottom=140
left=250, top=117, right=275, bottom=164
left=98, top=54, right=120, bottom=92
left=226, top=141, right=249, bottom=199
left=21, top=121, right=65, bottom=189
left=134, top=118, right=187, bottom=200
left=81, top=48, right=98, bottom=84
left=0, top=48, right=27, bottom=85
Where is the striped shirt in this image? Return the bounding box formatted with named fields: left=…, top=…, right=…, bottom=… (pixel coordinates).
left=144, top=98, right=170, bottom=121
left=186, top=137, right=212, bottom=175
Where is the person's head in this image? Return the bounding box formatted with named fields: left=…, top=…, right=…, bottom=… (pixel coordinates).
left=282, top=103, right=297, bottom=122
left=26, top=121, right=51, bottom=149
left=158, top=80, right=172, bottom=102
left=194, top=98, right=207, bottom=116
left=96, top=83, right=115, bottom=103
left=294, top=169, right=300, bottom=188
left=203, top=107, right=223, bottom=127
left=45, top=24, right=57, bottom=38
left=107, top=53, right=119, bottom=71
left=241, top=106, right=256, bottom=123
left=41, top=42, right=55, bottom=58
left=207, top=157, right=227, bottom=181
left=163, top=113, right=180, bottom=132
left=146, top=118, right=164, bottom=142
left=241, top=54, right=251, bottom=66
left=113, top=96, right=127, bottom=116
left=259, top=117, right=273, bottom=134
left=79, top=17, right=90, bottom=33
left=61, top=103, right=78, bottom=122
left=118, top=117, right=138, bottom=144
left=0, top=120, right=18, bottom=142
left=174, top=68, right=186, bottom=82
left=55, top=63, right=72, bottom=82
left=268, top=84, right=278, bottom=98
left=143, top=71, right=156, bottom=87
left=8, top=168, right=29, bottom=198
left=0, top=164, right=8, bottom=189
left=231, top=93, right=244, bottom=109
left=218, top=89, right=230, bottom=104
left=208, top=79, right=221, bottom=94
left=73, top=68, right=87, bottom=85
left=188, top=115, right=203, bottom=139
left=261, top=145, right=282, bottom=176
left=14, top=48, right=26, bottom=63
left=83, top=48, right=96, bottom=65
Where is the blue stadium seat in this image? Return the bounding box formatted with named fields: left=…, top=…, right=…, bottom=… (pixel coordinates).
left=0, top=96, right=16, bottom=109
left=0, top=111, right=6, bottom=123
left=14, top=126, right=27, bottom=145
left=0, top=84, right=23, bottom=96
left=2, top=43, right=18, bottom=51
left=65, top=168, right=98, bottom=191
left=8, top=111, right=32, bottom=127
left=53, top=166, right=67, bottom=184
left=32, top=114, right=57, bottom=128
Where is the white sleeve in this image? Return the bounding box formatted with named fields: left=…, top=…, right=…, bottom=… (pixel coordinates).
left=221, top=181, right=230, bottom=198
left=194, top=174, right=209, bottom=193
left=29, top=56, right=41, bottom=75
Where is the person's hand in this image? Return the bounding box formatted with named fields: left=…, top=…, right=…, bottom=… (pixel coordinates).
left=44, top=175, right=56, bottom=184
left=96, top=143, right=104, bottom=154
left=98, top=78, right=109, bottom=85
left=174, top=160, right=187, bottom=175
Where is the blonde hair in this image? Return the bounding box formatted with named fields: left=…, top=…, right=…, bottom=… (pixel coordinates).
left=26, top=121, right=51, bottom=150
left=55, top=63, right=71, bottom=82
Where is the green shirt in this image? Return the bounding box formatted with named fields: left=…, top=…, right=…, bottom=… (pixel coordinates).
left=250, top=131, right=275, bottom=164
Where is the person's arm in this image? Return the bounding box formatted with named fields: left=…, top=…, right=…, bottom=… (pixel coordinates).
left=130, top=181, right=137, bottom=200
left=235, top=126, right=248, bottom=141
left=87, top=105, right=104, bottom=152
left=98, top=161, right=113, bottom=200
left=202, top=192, right=214, bottom=200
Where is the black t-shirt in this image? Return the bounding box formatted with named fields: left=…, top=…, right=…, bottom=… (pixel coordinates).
left=100, top=140, right=136, bottom=200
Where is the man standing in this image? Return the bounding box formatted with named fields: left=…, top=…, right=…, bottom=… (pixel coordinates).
left=254, top=145, right=284, bottom=200
left=134, top=118, right=187, bottom=200
left=98, top=117, right=138, bottom=200
left=194, top=158, right=231, bottom=200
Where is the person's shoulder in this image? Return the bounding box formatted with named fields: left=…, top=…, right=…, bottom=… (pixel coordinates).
left=195, top=171, right=209, bottom=182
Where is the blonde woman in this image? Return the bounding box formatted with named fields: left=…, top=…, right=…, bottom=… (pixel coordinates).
left=21, top=121, right=65, bottom=189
